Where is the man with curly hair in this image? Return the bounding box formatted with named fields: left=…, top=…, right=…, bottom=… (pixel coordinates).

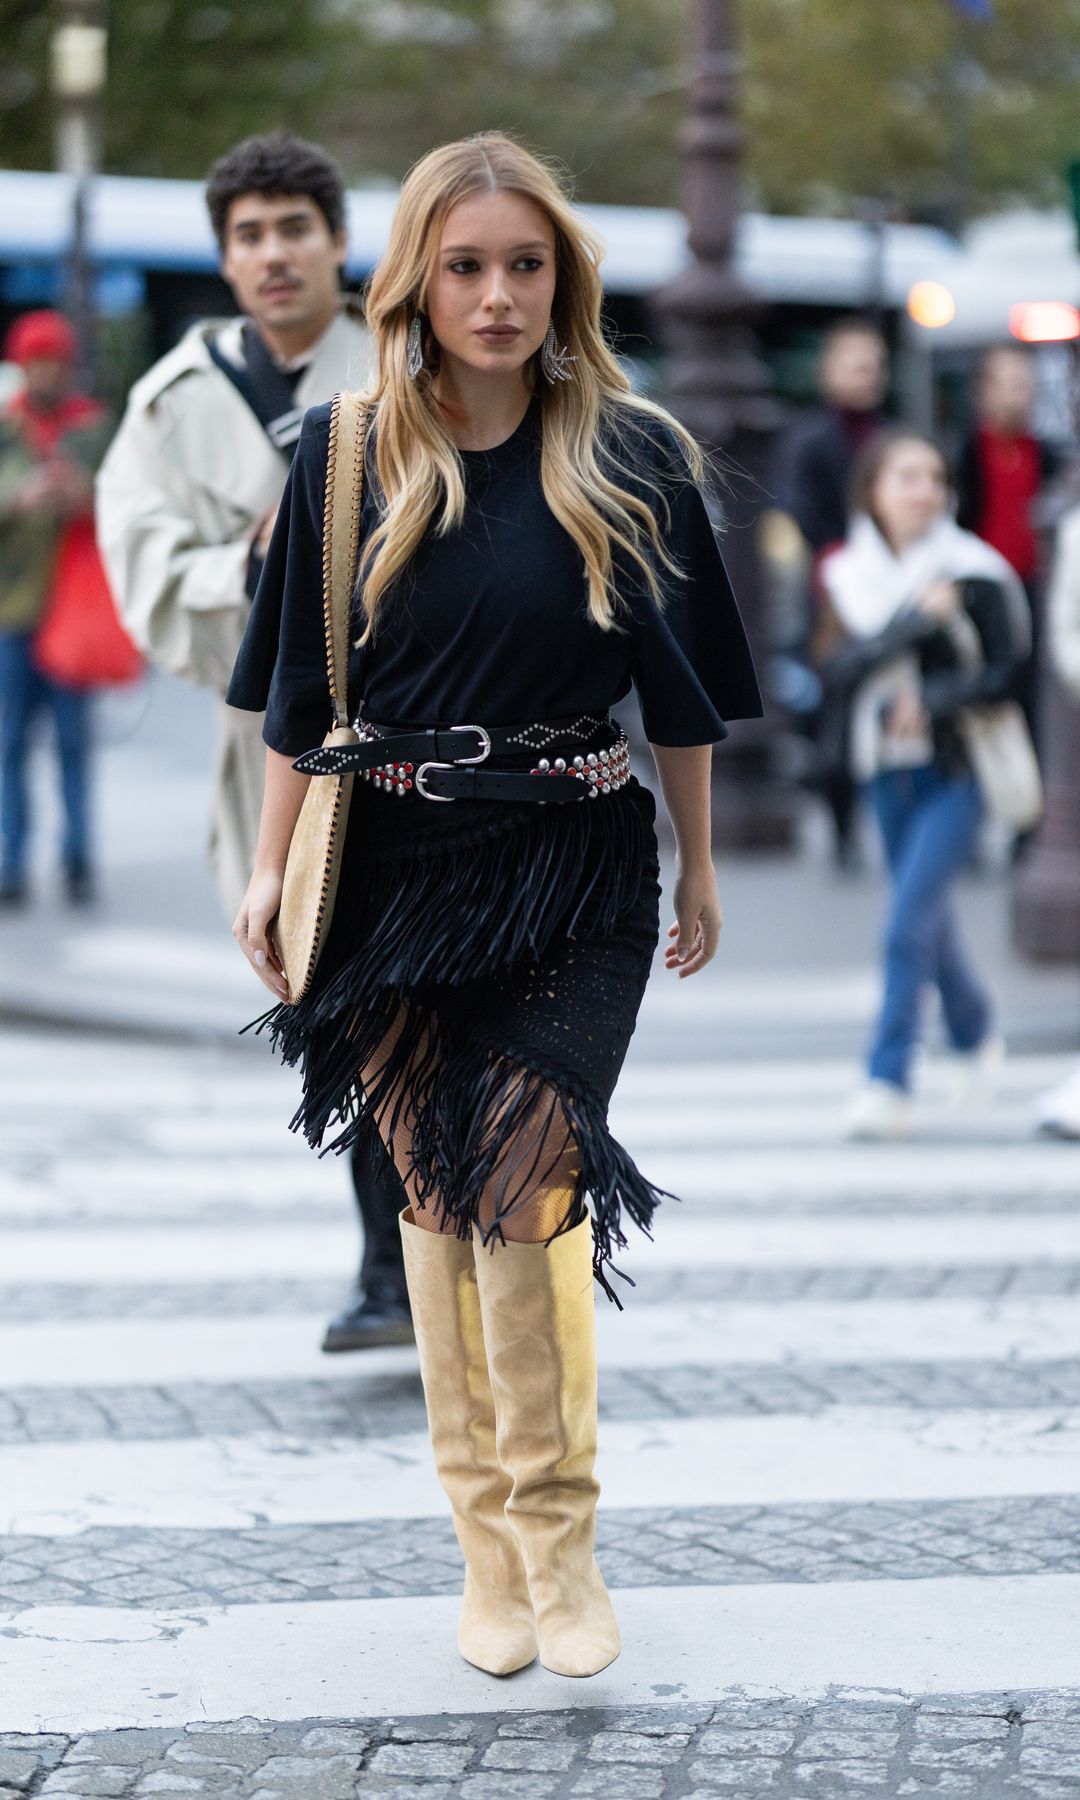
left=98, top=131, right=411, bottom=1353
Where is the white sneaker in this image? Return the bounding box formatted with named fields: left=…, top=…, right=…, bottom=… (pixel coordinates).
left=845, top=1080, right=915, bottom=1141
left=949, top=1032, right=1006, bottom=1109
left=1036, top=1064, right=1080, bottom=1140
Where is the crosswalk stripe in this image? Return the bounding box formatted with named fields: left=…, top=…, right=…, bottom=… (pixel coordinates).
left=5, top=1210, right=1080, bottom=1286
left=3, top=1046, right=1073, bottom=1102
left=5, top=1573, right=1079, bottom=1734
left=3, top=1141, right=1076, bottom=1225
left=6, top=1406, right=1079, bottom=1537
left=4, top=1292, right=1080, bottom=1388
left=5, top=1106, right=1063, bottom=1169
left=645, top=1144, right=1080, bottom=1200
left=0, top=1160, right=346, bottom=1220
left=618, top=1053, right=1075, bottom=1098
left=91, top=1094, right=1051, bottom=1156
left=0, top=1222, right=358, bottom=1283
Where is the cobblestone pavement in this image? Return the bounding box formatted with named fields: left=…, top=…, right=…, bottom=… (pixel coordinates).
left=5, top=1356, right=1080, bottom=1444
left=4, top=1495, right=1080, bottom=1610
left=3, top=1696, right=1080, bottom=1799
left=5, top=1260, right=1080, bottom=1322
left=8, top=1186, right=1080, bottom=1226
left=3, top=1030, right=1080, bottom=1797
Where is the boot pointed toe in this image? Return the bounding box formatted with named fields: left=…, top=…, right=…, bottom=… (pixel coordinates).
left=458, top=1587, right=539, bottom=1676
left=530, top=1555, right=620, bottom=1677
left=539, top=1631, right=621, bottom=1679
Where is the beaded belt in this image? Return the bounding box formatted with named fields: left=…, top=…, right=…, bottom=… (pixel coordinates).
left=293, top=713, right=632, bottom=803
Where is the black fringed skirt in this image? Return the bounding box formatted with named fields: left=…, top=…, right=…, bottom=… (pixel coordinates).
left=252, top=777, right=665, bottom=1302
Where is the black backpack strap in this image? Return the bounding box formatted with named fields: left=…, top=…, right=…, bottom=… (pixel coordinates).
left=206, top=326, right=306, bottom=464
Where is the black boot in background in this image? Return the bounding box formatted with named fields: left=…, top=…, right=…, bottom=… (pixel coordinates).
left=321, top=1117, right=415, bottom=1352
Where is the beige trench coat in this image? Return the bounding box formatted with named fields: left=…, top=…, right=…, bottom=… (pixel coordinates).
left=96, top=307, right=374, bottom=915
left=1050, top=505, right=1080, bottom=704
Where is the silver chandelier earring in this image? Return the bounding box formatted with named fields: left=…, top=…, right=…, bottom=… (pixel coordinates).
left=541, top=321, right=576, bottom=383
left=406, top=315, right=425, bottom=381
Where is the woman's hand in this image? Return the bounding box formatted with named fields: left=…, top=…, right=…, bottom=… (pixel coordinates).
left=917, top=578, right=961, bottom=623
left=664, top=862, right=723, bottom=979
left=252, top=502, right=279, bottom=562
left=233, top=865, right=289, bottom=1000
left=648, top=744, right=721, bottom=980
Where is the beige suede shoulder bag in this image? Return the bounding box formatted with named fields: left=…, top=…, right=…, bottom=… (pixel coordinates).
left=276, top=390, right=369, bottom=1004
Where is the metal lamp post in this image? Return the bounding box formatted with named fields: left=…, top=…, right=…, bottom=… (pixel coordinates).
left=653, top=0, right=795, bottom=850
left=50, top=0, right=108, bottom=387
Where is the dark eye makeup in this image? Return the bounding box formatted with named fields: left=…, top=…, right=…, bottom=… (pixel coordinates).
left=446, top=255, right=548, bottom=276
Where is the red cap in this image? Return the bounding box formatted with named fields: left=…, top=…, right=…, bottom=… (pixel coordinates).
left=3, top=310, right=78, bottom=367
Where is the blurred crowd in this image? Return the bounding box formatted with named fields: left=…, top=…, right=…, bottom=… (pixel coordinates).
left=767, top=318, right=1080, bottom=1137
left=770, top=322, right=1065, bottom=867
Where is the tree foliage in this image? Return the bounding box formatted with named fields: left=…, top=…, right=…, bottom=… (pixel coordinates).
left=1, top=0, right=1079, bottom=218
left=741, top=0, right=1080, bottom=221
left=0, top=2, right=358, bottom=178
left=0, top=0, right=686, bottom=204
left=320, top=0, right=685, bottom=206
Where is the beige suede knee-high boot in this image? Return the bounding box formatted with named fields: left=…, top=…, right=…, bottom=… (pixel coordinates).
left=398, top=1208, right=537, bottom=1676
left=472, top=1215, right=620, bottom=1678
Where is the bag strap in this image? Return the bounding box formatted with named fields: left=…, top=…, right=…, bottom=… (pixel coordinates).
left=206, top=329, right=305, bottom=462
left=322, top=390, right=369, bottom=731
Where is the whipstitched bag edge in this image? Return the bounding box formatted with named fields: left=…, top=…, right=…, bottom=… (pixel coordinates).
left=275, top=390, right=367, bottom=1003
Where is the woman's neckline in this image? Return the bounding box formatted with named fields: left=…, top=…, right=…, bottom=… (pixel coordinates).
left=453, top=395, right=540, bottom=461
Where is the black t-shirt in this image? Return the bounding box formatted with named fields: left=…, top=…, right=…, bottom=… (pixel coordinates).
left=227, top=395, right=762, bottom=756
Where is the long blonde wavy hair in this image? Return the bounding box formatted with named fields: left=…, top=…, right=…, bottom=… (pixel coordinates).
left=357, top=131, right=704, bottom=642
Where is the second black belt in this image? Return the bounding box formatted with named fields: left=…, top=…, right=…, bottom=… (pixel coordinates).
left=292, top=713, right=630, bottom=804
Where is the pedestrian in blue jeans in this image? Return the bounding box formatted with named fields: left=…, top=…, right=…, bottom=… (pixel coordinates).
left=817, top=429, right=1031, bottom=1138
left=0, top=631, right=91, bottom=899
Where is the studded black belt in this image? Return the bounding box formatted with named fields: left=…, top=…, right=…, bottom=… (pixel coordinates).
left=293, top=713, right=632, bottom=803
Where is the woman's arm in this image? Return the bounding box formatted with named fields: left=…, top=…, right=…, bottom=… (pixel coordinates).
left=820, top=609, right=937, bottom=692
left=232, top=747, right=311, bottom=999
left=649, top=742, right=722, bottom=979
left=919, top=578, right=1022, bottom=719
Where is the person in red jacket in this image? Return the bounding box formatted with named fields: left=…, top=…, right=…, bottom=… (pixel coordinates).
left=955, top=343, right=1061, bottom=747
left=0, top=310, right=108, bottom=905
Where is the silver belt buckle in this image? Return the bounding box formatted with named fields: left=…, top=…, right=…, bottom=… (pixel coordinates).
left=414, top=762, right=453, bottom=801
left=449, top=724, right=491, bottom=764
left=415, top=723, right=491, bottom=800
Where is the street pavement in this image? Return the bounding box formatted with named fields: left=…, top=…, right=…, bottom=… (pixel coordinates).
left=3, top=1029, right=1080, bottom=1795
left=1, top=674, right=1080, bottom=1796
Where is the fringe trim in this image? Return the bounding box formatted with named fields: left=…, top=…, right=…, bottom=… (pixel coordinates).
left=249, top=788, right=652, bottom=1069
left=409, top=1039, right=675, bottom=1307
left=246, top=791, right=663, bottom=1301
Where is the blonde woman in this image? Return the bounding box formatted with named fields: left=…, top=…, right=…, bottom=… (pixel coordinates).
left=228, top=133, right=760, bottom=1679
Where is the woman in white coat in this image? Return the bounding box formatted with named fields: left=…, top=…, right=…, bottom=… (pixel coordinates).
left=818, top=429, right=1030, bottom=1138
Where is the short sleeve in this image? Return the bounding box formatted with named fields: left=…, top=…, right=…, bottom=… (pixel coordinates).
left=226, top=404, right=333, bottom=756
left=624, top=428, right=763, bottom=746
